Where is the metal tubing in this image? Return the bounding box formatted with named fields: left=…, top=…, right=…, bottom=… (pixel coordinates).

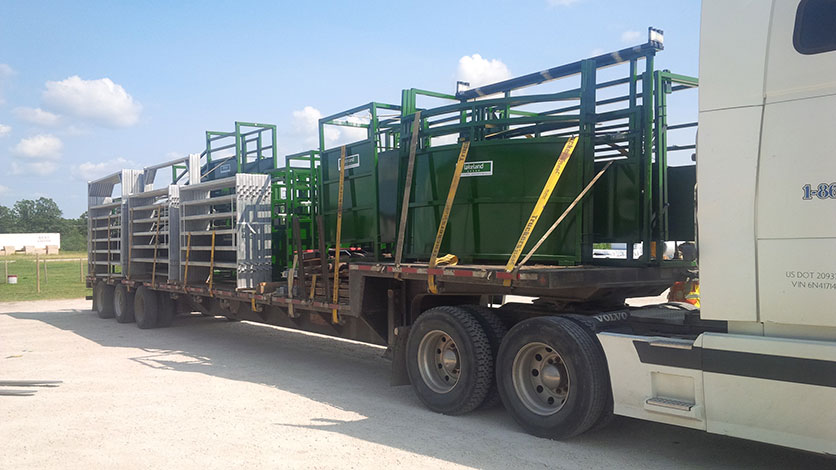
left=456, top=42, right=660, bottom=101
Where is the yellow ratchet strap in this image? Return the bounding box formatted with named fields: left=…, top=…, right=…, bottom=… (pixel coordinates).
left=504, top=136, right=578, bottom=276
left=428, top=140, right=471, bottom=294
left=332, top=145, right=347, bottom=323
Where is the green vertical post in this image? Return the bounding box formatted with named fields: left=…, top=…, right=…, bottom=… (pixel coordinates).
left=579, top=59, right=597, bottom=264
left=654, top=71, right=669, bottom=241
left=272, top=126, right=278, bottom=169
left=235, top=121, right=242, bottom=173
left=641, top=53, right=655, bottom=262
left=627, top=59, right=638, bottom=262
left=371, top=102, right=381, bottom=258
left=206, top=131, right=212, bottom=164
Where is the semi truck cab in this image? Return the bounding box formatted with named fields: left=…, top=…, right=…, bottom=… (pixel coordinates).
left=599, top=0, right=836, bottom=454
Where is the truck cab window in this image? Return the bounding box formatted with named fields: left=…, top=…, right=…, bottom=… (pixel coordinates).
left=793, top=0, right=836, bottom=55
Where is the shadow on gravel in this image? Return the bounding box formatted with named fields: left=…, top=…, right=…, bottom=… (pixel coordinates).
left=8, top=308, right=835, bottom=470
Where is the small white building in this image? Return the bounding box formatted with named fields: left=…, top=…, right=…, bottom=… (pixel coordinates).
left=0, top=233, right=61, bottom=253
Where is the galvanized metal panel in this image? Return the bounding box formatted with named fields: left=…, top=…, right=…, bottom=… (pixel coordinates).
left=179, top=173, right=271, bottom=289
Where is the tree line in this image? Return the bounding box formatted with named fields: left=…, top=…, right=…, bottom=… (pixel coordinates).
left=0, top=197, right=87, bottom=252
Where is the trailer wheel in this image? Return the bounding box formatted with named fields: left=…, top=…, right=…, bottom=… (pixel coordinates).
left=113, top=285, right=135, bottom=323
left=406, top=306, right=492, bottom=415
left=134, top=286, right=158, bottom=329
left=94, top=282, right=115, bottom=319
left=156, top=291, right=176, bottom=328
left=460, top=305, right=507, bottom=409
left=496, top=316, right=609, bottom=440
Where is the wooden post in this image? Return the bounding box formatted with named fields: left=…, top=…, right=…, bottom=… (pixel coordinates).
left=36, top=253, right=41, bottom=293
left=4, top=259, right=7, bottom=283
left=316, top=215, right=331, bottom=304
left=44, top=257, right=48, bottom=284
left=292, top=216, right=307, bottom=295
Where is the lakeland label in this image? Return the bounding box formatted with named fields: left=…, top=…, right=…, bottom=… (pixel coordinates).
left=341, top=154, right=360, bottom=170
left=461, top=161, right=493, bottom=177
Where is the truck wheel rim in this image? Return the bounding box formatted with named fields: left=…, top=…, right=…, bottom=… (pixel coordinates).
left=512, top=342, right=569, bottom=416
left=114, top=289, right=124, bottom=316
left=417, top=330, right=460, bottom=394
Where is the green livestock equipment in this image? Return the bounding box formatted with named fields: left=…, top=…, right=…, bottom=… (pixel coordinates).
left=317, top=34, right=697, bottom=268
left=318, top=102, right=402, bottom=261
left=271, top=150, right=319, bottom=278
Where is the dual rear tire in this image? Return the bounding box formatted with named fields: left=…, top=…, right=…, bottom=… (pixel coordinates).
left=93, top=282, right=177, bottom=329
left=407, top=307, right=612, bottom=440
left=134, top=286, right=158, bottom=329
left=496, top=316, right=612, bottom=440
left=94, top=282, right=115, bottom=319
left=114, top=285, right=135, bottom=323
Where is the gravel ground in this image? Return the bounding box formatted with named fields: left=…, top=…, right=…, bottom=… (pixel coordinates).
left=1, top=299, right=833, bottom=469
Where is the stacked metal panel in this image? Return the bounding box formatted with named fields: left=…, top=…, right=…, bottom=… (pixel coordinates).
left=87, top=170, right=143, bottom=279
left=179, top=173, right=271, bottom=289
left=126, top=185, right=180, bottom=282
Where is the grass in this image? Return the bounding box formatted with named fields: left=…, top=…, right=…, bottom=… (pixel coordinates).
left=0, top=251, right=91, bottom=302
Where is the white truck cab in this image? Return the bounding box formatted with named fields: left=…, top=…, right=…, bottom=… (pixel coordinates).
left=599, top=0, right=836, bottom=454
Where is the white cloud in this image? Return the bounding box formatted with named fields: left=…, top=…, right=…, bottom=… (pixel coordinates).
left=547, top=0, right=581, bottom=6
left=456, top=54, right=512, bottom=90
left=42, top=76, right=142, bottom=127
left=0, top=184, right=9, bottom=195
left=0, top=64, right=14, bottom=78
left=289, top=106, right=366, bottom=152
left=12, top=134, right=63, bottom=160
left=10, top=160, right=59, bottom=176
left=0, top=124, right=11, bottom=137
left=291, top=106, right=329, bottom=147
left=13, top=107, right=62, bottom=127
left=621, top=30, right=642, bottom=44
left=72, top=157, right=134, bottom=181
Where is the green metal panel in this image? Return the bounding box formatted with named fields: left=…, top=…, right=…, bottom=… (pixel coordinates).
left=591, top=162, right=642, bottom=241
left=320, top=140, right=379, bottom=247
left=271, top=151, right=319, bottom=276
left=377, top=149, right=401, bottom=244
left=402, top=139, right=582, bottom=265
left=667, top=165, right=696, bottom=241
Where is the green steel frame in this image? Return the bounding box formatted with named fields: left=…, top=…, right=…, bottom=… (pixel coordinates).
left=653, top=71, right=699, bottom=242
left=315, top=33, right=697, bottom=267
left=271, top=150, right=320, bottom=274
left=205, top=121, right=278, bottom=177
left=167, top=122, right=280, bottom=184
left=317, top=102, right=401, bottom=259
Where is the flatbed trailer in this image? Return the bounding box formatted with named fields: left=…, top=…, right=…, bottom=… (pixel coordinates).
left=89, top=260, right=692, bottom=350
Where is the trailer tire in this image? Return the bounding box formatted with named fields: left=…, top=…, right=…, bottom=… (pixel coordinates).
left=406, top=306, right=492, bottom=415
left=460, top=305, right=507, bottom=409
left=94, top=282, right=115, bottom=319
left=156, top=291, right=176, bottom=328
left=134, top=286, right=158, bottom=329
left=113, top=285, right=135, bottom=323
left=497, top=316, right=609, bottom=440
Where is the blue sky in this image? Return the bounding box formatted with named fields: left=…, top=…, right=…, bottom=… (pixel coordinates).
left=0, top=0, right=701, bottom=217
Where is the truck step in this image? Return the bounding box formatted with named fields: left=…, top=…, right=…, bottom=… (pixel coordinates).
left=645, top=396, right=695, bottom=411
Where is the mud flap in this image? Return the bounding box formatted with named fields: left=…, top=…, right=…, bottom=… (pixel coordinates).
left=390, top=326, right=411, bottom=386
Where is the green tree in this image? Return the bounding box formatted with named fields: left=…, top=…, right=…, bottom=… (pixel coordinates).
left=1, top=198, right=88, bottom=251
left=0, top=205, right=16, bottom=233
left=61, top=212, right=88, bottom=251
left=12, top=197, right=64, bottom=233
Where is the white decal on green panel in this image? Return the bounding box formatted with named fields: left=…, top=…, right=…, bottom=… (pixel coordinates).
left=341, top=154, right=360, bottom=170
left=460, top=160, right=493, bottom=177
